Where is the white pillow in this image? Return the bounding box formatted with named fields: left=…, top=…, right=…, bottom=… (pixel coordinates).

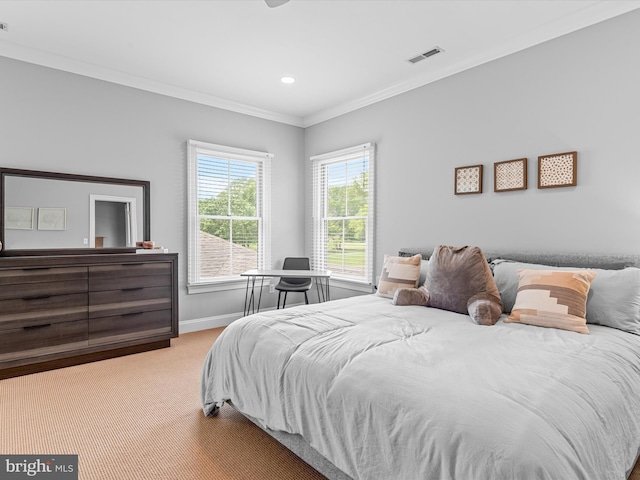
left=491, top=259, right=640, bottom=334
left=419, top=259, right=429, bottom=286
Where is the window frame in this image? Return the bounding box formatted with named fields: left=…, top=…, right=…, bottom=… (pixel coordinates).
left=311, top=143, right=375, bottom=290
left=187, top=139, right=272, bottom=294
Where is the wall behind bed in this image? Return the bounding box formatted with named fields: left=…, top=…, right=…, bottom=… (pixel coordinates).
left=304, top=8, right=640, bottom=297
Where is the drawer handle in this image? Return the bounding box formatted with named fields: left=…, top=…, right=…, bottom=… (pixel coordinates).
left=123, top=263, right=144, bottom=266
left=24, top=323, right=52, bottom=330
left=122, top=312, right=144, bottom=317
left=122, top=287, right=144, bottom=292
left=23, top=267, right=51, bottom=271
left=23, top=295, right=52, bottom=301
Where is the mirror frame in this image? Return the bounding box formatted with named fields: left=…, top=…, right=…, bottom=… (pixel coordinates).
left=0, top=167, right=150, bottom=256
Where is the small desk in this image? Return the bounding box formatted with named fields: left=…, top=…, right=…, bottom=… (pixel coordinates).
left=241, top=269, right=332, bottom=316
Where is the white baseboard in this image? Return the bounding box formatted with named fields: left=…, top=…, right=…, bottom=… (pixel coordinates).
left=179, top=312, right=243, bottom=333
left=178, top=303, right=305, bottom=334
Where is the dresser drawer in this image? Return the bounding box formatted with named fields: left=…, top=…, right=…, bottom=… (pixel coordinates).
left=0, top=266, right=87, bottom=286
left=0, top=293, right=88, bottom=330
left=89, top=297, right=172, bottom=319
left=89, top=285, right=171, bottom=306
left=0, top=279, right=88, bottom=301
left=89, top=273, right=171, bottom=292
left=89, top=262, right=171, bottom=280
left=89, top=309, right=172, bottom=345
left=0, top=320, right=89, bottom=362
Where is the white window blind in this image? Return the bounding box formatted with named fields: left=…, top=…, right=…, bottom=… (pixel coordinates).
left=311, top=143, right=375, bottom=285
left=187, top=140, right=271, bottom=291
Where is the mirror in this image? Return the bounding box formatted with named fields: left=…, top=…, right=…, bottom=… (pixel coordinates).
left=0, top=168, right=150, bottom=255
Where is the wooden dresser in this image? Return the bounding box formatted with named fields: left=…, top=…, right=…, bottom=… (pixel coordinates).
left=0, top=253, right=178, bottom=379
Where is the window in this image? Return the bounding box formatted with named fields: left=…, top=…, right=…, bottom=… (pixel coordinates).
left=311, top=143, right=375, bottom=286
left=187, top=140, right=271, bottom=292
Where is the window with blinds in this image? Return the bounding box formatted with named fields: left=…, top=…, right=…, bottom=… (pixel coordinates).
left=311, top=143, right=375, bottom=285
left=187, top=140, right=271, bottom=291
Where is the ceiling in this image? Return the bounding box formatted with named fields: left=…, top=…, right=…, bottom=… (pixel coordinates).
left=0, top=0, right=638, bottom=127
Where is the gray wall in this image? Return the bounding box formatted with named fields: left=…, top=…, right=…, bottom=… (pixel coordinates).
left=0, top=56, right=305, bottom=326
left=305, top=9, right=640, bottom=284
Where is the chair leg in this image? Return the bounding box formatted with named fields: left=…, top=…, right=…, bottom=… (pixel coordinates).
left=277, top=291, right=282, bottom=309
left=283, top=292, right=287, bottom=308
left=304, top=291, right=309, bottom=304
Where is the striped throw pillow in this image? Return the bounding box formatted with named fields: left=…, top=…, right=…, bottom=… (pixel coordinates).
left=505, top=269, right=596, bottom=334
left=377, top=254, right=421, bottom=298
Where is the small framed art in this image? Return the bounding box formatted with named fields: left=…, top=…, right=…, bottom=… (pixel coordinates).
left=454, top=164, right=483, bottom=195
left=538, top=151, right=577, bottom=189
left=494, top=158, right=527, bottom=192
left=5, top=207, right=34, bottom=230
left=37, top=207, right=67, bottom=231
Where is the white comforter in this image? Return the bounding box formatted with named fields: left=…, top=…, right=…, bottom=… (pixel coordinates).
left=201, top=295, right=640, bottom=480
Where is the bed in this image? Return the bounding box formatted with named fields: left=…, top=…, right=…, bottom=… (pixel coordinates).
left=201, top=247, right=640, bottom=480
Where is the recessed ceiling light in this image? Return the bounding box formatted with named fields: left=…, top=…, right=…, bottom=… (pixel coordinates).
left=281, top=76, right=295, bottom=84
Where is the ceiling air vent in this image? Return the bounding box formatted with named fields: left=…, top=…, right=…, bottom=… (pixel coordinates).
left=408, top=46, right=443, bottom=64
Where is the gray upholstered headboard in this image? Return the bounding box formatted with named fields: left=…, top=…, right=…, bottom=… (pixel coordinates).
left=398, top=247, right=640, bottom=270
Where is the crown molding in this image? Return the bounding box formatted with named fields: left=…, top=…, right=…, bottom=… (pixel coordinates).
left=0, top=41, right=306, bottom=128
left=302, top=1, right=640, bottom=127
left=1, top=1, right=638, bottom=129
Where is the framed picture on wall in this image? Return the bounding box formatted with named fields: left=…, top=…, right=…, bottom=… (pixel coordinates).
left=5, top=207, right=34, bottom=230
left=494, top=158, right=527, bottom=192
left=538, top=151, right=577, bottom=189
left=37, top=207, right=67, bottom=231
left=454, top=164, right=483, bottom=195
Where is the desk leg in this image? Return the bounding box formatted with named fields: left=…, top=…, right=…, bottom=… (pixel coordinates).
left=326, top=277, right=330, bottom=302
left=256, top=276, right=265, bottom=313
left=316, top=277, right=330, bottom=303
left=244, top=276, right=258, bottom=316
left=243, top=277, right=251, bottom=316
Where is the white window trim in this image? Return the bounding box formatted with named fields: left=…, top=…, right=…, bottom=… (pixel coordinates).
left=311, top=142, right=375, bottom=289
left=187, top=139, right=272, bottom=294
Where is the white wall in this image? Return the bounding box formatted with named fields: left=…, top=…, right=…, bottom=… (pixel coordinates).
left=305, top=9, right=640, bottom=283
left=0, top=56, right=306, bottom=327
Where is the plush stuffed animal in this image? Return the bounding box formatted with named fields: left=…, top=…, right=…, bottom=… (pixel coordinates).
left=392, top=284, right=429, bottom=306
left=466, top=292, right=504, bottom=326
left=392, top=245, right=503, bottom=326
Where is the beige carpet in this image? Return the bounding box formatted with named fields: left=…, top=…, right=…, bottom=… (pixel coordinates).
left=0, top=328, right=325, bottom=480
left=2, top=328, right=639, bottom=480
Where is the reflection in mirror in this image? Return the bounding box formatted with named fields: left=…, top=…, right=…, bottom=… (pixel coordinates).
left=90, top=195, right=138, bottom=248
left=1, top=168, right=149, bottom=253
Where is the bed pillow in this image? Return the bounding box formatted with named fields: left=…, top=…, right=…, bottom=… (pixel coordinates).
left=493, top=259, right=640, bottom=334
left=505, top=269, right=596, bottom=334
left=418, top=259, right=429, bottom=286
left=377, top=254, right=421, bottom=298
left=581, top=267, right=640, bottom=334
left=425, top=245, right=503, bottom=324
left=492, top=259, right=574, bottom=312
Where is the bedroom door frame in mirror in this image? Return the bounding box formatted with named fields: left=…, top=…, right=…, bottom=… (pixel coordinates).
left=89, top=194, right=138, bottom=248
